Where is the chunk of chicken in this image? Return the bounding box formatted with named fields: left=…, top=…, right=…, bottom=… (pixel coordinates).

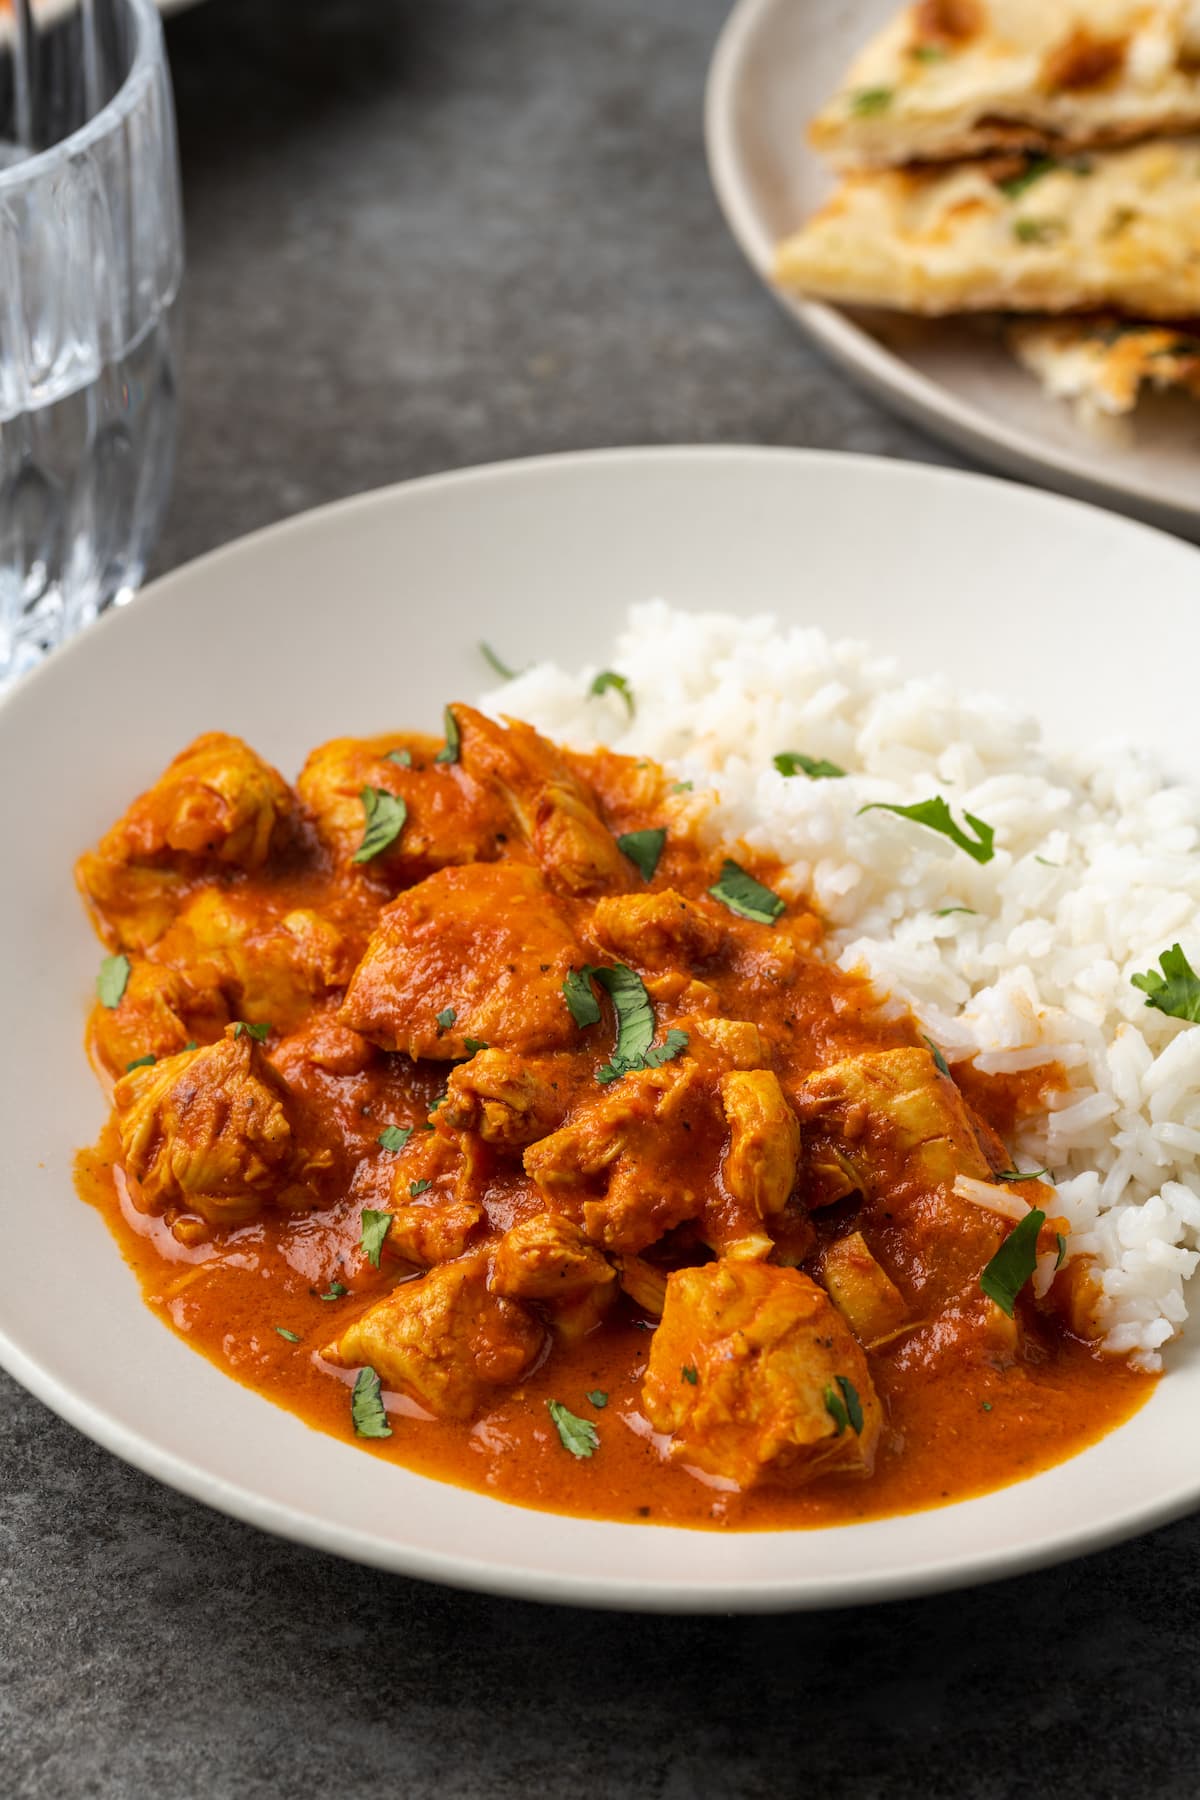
left=690, top=1016, right=770, bottom=1070
left=616, top=1254, right=668, bottom=1317
left=523, top=1060, right=713, bottom=1252
left=296, top=733, right=512, bottom=880
left=795, top=1047, right=1008, bottom=1309
left=457, top=705, right=630, bottom=897
left=588, top=890, right=720, bottom=971
left=384, top=1197, right=483, bottom=1267
left=328, top=1257, right=543, bottom=1420
left=77, top=734, right=295, bottom=951
left=489, top=1215, right=615, bottom=1301
left=441, top=1050, right=588, bottom=1150
left=155, top=889, right=359, bottom=1035
left=113, top=1025, right=332, bottom=1227
left=642, top=1261, right=882, bottom=1490
left=341, top=863, right=586, bottom=1058
left=795, top=1046, right=993, bottom=1197
left=720, top=1070, right=801, bottom=1219
left=90, top=959, right=228, bottom=1079
left=821, top=1230, right=909, bottom=1347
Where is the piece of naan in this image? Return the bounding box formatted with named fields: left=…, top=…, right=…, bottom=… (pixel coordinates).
left=1009, top=316, right=1200, bottom=416
left=775, top=139, right=1200, bottom=316
left=811, top=1, right=1200, bottom=169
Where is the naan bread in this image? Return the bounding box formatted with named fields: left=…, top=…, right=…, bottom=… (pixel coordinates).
left=812, top=0, right=1200, bottom=169
left=1009, top=316, right=1200, bottom=416
left=775, top=138, right=1200, bottom=316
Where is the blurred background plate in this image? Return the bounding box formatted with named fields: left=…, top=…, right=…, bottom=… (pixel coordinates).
left=706, top=0, right=1200, bottom=542
left=3, top=447, right=1200, bottom=1611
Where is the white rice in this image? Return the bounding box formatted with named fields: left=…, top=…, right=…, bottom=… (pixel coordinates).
left=480, top=600, right=1200, bottom=1370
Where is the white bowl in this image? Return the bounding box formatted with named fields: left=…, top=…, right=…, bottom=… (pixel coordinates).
left=3, top=446, right=1199, bottom=1611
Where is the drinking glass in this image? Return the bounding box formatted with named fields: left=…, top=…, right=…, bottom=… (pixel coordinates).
left=0, top=0, right=183, bottom=688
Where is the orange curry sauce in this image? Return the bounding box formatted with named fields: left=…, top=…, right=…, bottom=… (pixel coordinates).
left=75, top=718, right=1151, bottom=1531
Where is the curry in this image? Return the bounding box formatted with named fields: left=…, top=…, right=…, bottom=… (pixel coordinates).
left=74, top=708, right=1150, bottom=1528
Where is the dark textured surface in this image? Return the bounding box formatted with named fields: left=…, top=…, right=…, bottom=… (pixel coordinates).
left=3, top=2, right=1191, bottom=1796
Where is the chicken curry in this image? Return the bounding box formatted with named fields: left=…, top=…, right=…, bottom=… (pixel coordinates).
left=74, top=708, right=1150, bottom=1529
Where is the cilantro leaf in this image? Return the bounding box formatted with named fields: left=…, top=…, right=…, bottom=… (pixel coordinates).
left=1132, top=944, right=1200, bottom=1022
left=998, top=155, right=1059, bottom=200
left=681, top=1365, right=698, bottom=1385
left=318, top=1280, right=348, bottom=1301
left=850, top=85, right=892, bottom=114
left=708, top=859, right=785, bottom=924
left=563, top=965, right=603, bottom=1030
left=435, top=705, right=460, bottom=764
left=360, top=1208, right=393, bottom=1269
left=96, top=953, right=131, bottom=1009
left=995, top=1167, right=1050, bottom=1183
left=436, top=1006, right=457, bottom=1034
left=617, top=827, right=666, bottom=882
left=233, top=1020, right=271, bottom=1042
left=385, top=748, right=412, bottom=768
left=936, top=906, right=977, bottom=917
left=353, top=786, right=407, bottom=863
left=910, top=42, right=946, bottom=61
left=922, top=1035, right=951, bottom=1079
left=351, top=1366, right=393, bottom=1438
left=1013, top=216, right=1064, bottom=245
left=638, top=1027, right=689, bottom=1073
left=824, top=1384, right=849, bottom=1435
left=594, top=963, right=654, bottom=1069
left=590, top=670, right=634, bottom=717
left=587, top=1391, right=608, bottom=1408
left=275, top=1327, right=301, bottom=1344
left=409, top=1178, right=432, bottom=1197
left=980, top=1208, right=1046, bottom=1317
left=859, top=796, right=995, bottom=864
left=125, top=1053, right=156, bottom=1072
left=670, top=780, right=693, bottom=794
left=774, top=751, right=846, bottom=781
left=1056, top=1233, right=1068, bottom=1269
left=377, top=1125, right=412, bottom=1153
left=835, top=1375, right=864, bottom=1435
left=463, top=1037, right=488, bottom=1054
left=547, top=1399, right=599, bottom=1459
left=480, top=641, right=520, bottom=681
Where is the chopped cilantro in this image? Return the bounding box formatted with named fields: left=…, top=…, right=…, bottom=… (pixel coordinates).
left=980, top=1208, right=1046, bottom=1317
left=1132, top=944, right=1200, bottom=1022
left=275, top=1327, right=301, bottom=1344
left=563, top=965, right=603, bottom=1030
left=434, top=705, right=460, bottom=764
left=587, top=1391, right=608, bottom=1409
left=835, top=1375, right=864, bottom=1434
left=587, top=967, right=689, bottom=1085
left=824, top=1384, right=849, bottom=1435
left=589, top=670, right=634, bottom=717
left=1035, top=855, right=1062, bottom=868
left=860, top=795, right=995, bottom=863
left=998, top=156, right=1059, bottom=200
left=360, top=1209, right=393, bottom=1269
left=385, top=748, right=413, bottom=768
left=774, top=751, right=846, bottom=780
left=910, top=42, right=947, bottom=62
left=124, top=1053, right=156, bottom=1072
left=1056, top=1233, right=1068, bottom=1269
left=96, top=953, right=131, bottom=1009
left=850, top=85, right=892, bottom=114
left=377, top=1125, right=412, bottom=1153
left=669, top=780, right=693, bottom=794
left=617, top=827, right=666, bottom=882
left=982, top=1401, right=993, bottom=1413
left=351, top=1366, right=392, bottom=1438
left=463, top=1037, right=488, bottom=1054
left=708, top=859, right=786, bottom=925
left=1013, top=216, right=1064, bottom=245
left=479, top=641, right=520, bottom=681
left=233, top=1020, right=271, bottom=1042
left=353, top=786, right=407, bottom=863
left=995, top=1167, right=1050, bottom=1183
left=936, top=906, right=976, bottom=917
left=681, top=1365, right=698, bottom=1385
left=183, top=1040, right=198, bottom=1052
left=409, top=1178, right=432, bottom=1197
left=547, top=1399, right=599, bottom=1459
left=318, top=1279, right=348, bottom=1301
left=436, top=1006, right=457, bottom=1034
left=923, top=1035, right=951, bottom=1079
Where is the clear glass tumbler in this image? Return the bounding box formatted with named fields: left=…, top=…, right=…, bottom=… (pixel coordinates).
left=0, top=0, right=183, bottom=687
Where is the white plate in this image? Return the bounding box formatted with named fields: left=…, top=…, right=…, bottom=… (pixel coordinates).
left=4, top=446, right=1200, bottom=1613
left=706, top=0, right=1200, bottom=543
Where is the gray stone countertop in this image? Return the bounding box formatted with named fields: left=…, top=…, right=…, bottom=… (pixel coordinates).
left=3, top=2, right=1195, bottom=1795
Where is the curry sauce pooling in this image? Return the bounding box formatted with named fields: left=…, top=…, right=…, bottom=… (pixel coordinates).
left=74, top=709, right=1152, bottom=1528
